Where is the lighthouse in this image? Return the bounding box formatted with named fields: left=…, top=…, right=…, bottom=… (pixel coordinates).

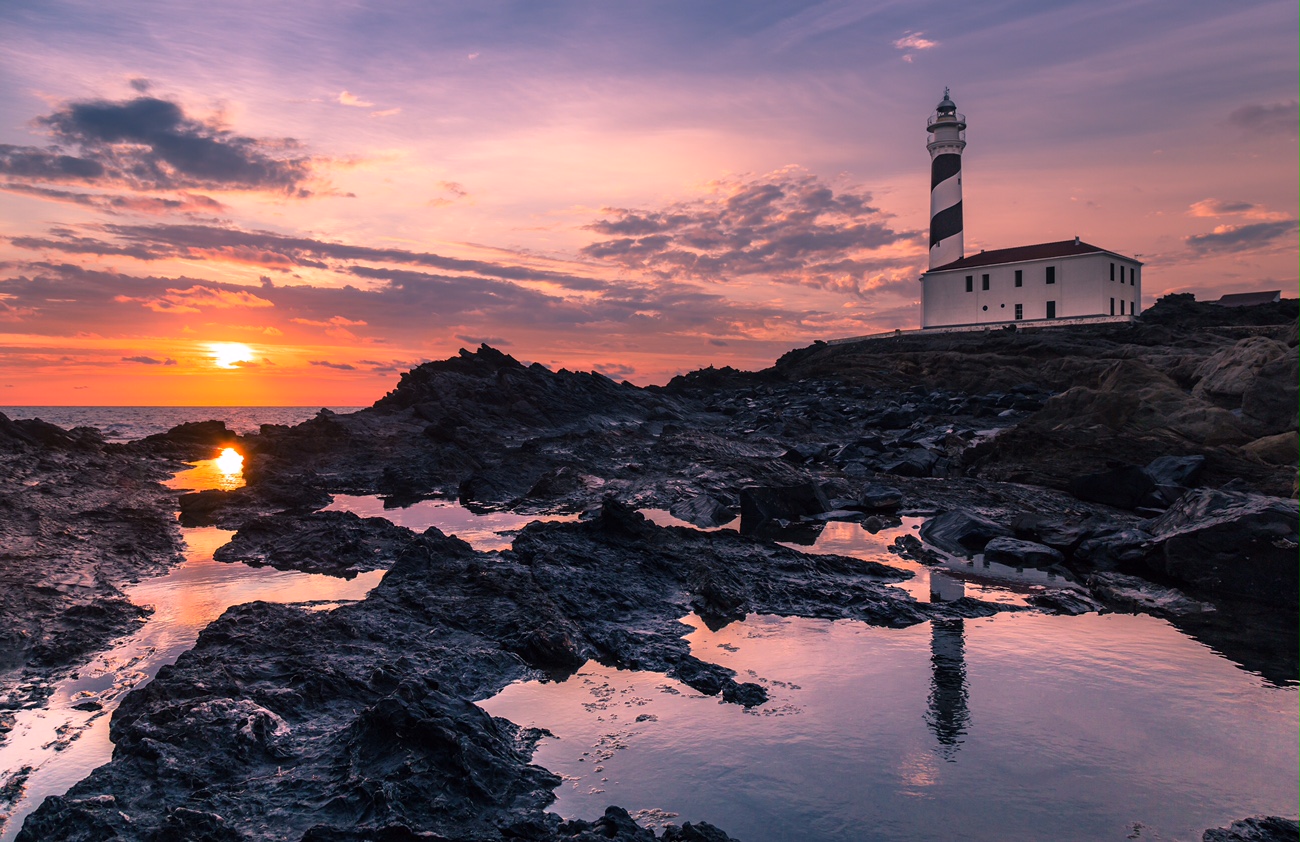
left=927, top=88, right=967, bottom=269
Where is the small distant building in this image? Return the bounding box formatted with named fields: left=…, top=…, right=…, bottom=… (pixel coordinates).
left=1214, top=290, right=1281, bottom=307
left=919, top=91, right=1142, bottom=329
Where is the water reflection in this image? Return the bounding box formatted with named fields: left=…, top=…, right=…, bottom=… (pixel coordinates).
left=479, top=611, right=1299, bottom=842
left=925, top=620, right=969, bottom=760
left=164, top=451, right=246, bottom=493
left=323, top=494, right=580, bottom=552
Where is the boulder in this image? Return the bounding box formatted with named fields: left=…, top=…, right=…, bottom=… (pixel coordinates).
left=1143, top=489, right=1299, bottom=608
left=1144, top=454, right=1206, bottom=488
left=1026, top=589, right=1105, bottom=615
left=1011, top=513, right=1108, bottom=554
left=1072, top=528, right=1152, bottom=571
left=882, top=447, right=940, bottom=477
left=1037, top=359, right=1254, bottom=445
left=739, top=482, right=830, bottom=530
left=982, top=537, right=1065, bottom=568
left=859, top=484, right=904, bottom=510
left=1279, top=311, right=1300, bottom=345
left=669, top=493, right=736, bottom=528
left=1242, top=433, right=1297, bottom=466
left=1191, top=337, right=1291, bottom=407
left=919, top=511, right=1012, bottom=557
left=1242, top=352, right=1298, bottom=432
left=1086, top=572, right=1214, bottom=617
left=1068, top=464, right=1155, bottom=510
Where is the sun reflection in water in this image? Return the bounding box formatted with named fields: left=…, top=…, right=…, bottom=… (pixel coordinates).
left=215, top=447, right=244, bottom=479
left=164, top=448, right=246, bottom=493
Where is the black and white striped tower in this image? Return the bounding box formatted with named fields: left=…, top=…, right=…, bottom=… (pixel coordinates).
left=926, top=88, right=967, bottom=269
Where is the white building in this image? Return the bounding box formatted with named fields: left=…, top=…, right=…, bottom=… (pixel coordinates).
left=921, top=239, right=1142, bottom=328
left=919, top=92, right=1142, bottom=329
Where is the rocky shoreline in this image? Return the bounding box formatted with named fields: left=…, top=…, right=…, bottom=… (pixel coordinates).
left=2, top=294, right=1297, bottom=840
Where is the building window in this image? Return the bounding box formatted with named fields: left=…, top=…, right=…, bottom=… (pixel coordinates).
left=1120, top=300, right=1125, bottom=315
left=1015, top=303, right=1023, bottom=320
left=1110, top=262, right=1115, bottom=281
left=1015, top=269, right=1022, bottom=287
left=1046, top=301, right=1056, bottom=319
left=1110, top=297, right=1115, bottom=315
left=1046, top=266, right=1056, bottom=284
left=1121, top=266, right=1126, bottom=283
left=981, top=274, right=989, bottom=290
left=965, top=275, right=973, bottom=292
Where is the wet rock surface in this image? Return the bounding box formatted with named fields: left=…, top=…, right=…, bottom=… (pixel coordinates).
left=0, top=412, right=183, bottom=748
left=1202, top=816, right=1299, bottom=842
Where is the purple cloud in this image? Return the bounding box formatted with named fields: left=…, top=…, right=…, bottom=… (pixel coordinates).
left=0, top=96, right=314, bottom=194
left=581, top=170, right=916, bottom=296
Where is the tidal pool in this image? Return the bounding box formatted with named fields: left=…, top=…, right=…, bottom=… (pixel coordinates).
left=480, top=611, right=1298, bottom=842
left=0, top=498, right=385, bottom=840
left=323, top=494, right=581, bottom=551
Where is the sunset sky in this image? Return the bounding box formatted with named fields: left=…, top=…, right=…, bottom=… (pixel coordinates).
left=1, top=0, right=1295, bottom=404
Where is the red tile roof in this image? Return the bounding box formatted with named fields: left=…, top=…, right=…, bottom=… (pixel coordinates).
left=927, top=239, right=1134, bottom=272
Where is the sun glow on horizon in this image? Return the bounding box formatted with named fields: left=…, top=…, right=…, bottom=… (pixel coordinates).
left=208, top=342, right=256, bottom=369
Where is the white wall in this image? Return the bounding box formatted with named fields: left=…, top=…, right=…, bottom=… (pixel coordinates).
left=921, top=252, right=1141, bottom=328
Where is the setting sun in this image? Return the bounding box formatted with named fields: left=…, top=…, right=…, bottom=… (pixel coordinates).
left=209, top=343, right=255, bottom=369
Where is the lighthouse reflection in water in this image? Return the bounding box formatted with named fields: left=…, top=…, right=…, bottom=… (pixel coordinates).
left=926, top=570, right=970, bottom=760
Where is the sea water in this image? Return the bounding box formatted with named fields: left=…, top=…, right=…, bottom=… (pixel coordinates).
left=0, top=406, right=364, bottom=443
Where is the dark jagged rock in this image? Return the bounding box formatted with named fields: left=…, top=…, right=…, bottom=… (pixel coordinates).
left=919, top=511, right=1012, bottom=557
left=738, top=482, right=830, bottom=531
left=1086, top=572, right=1214, bottom=617
left=881, top=447, right=940, bottom=477
left=1141, top=489, right=1299, bottom=608
left=668, top=493, right=736, bottom=528
left=214, top=510, right=423, bottom=578
left=1072, top=527, right=1152, bottom=571
left=982, top=537, right=1065, bottom=568
left=1202, top=816, right=1299, bottom=842
left=0, top=418, right=183, bottom=741
left=1145, top=454, right=1207, bottom=488
left=132, top=420, right=241, bottom=459
left=1025, top=589, right=1105, bottom=615
left=858, top=483, right=904, bottom=510
left=0, top=412, right=105, bottom=452
left=1068, top=464, right=1156, bottom=511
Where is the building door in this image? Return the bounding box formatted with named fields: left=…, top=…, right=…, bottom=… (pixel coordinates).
left=1046, top=301, right=1056, bottom=319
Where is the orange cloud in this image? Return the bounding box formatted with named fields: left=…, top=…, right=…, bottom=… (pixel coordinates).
left=116, top=284, right=275, bottom=314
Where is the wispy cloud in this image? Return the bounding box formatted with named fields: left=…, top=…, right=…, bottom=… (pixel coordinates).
left=1185, top=220, right=1297, bottom=253
left=1187, top=198, right=1288, bottom=221
left=115, top=284, right=275, bottom=313
left=893, top=30, right=937, bottom=62
left=337, top=90, right=373, bottom=108
left=122, top=355, right=176, bottom=365
left=1227, top=101, right=1299, bottom=137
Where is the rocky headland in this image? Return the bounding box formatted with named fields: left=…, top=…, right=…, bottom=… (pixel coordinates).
left=3, top=293, right=1297, bottom=841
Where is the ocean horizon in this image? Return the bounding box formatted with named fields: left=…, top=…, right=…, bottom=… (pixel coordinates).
left=0, top=406, right=366, bottom=443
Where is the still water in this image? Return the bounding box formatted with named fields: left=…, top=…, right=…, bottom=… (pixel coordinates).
left=323, top=494, right=581, bottom=552
left=481, top=611, right=1298, bottom=842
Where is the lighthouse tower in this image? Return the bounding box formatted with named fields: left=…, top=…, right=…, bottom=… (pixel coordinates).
left=927, top=88, right=967, bottom=269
